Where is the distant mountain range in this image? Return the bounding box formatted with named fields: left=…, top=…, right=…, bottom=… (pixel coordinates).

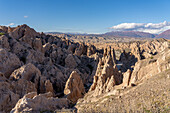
left=155, top=29, right=170, bottom=39
left=47, top=29, right=170, bottom=39
left=47, top=32, right=88, bottom=35
left=103, top=31, right=156, bottom=38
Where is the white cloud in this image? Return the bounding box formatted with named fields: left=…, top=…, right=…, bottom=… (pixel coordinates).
left=24, top=16, right=28, bottom=18
left=6, top=23, right=15, bottom=26
left=110, top=21, right=170, bottom=34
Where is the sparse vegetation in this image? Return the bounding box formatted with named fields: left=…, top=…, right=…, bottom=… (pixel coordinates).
left=150, top=56, right=153, bottom=59
left=0, top=32, right=5, bottom=36
left=143, top=107, right=151, bottom=113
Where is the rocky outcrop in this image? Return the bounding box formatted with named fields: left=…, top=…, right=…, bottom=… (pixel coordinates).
left=0, top=35, right=10, bottom=50
left=0, top=75, right=20, bottom=113
left=26, top=49, right=45, bottom=64
left=130, top=42, right=141, bottom=60
left=43, top=42, right=51, bottom=53
left=1, top=24, right=169, bottom=113
left=0, top=24, right=100, bottom=112
left=37, top=64, right=67, bottom=93
left=11, top=79, right=37, bottom=98
left=0, top=48, right=21, bottom=78
left=87, top=44, right=96, bottom=56
left=0, top=26, right=8, bottom=33
left=10, top=63, right=41, bottom=92
left=65, top=54, right=78, bottom=69
left=119, top=50, right=137, bottom=72
left=140, top=38, right=169, bottom=54
left=67, top=44, right=76, bottom=54
left=10, top=92, right=69, bottom=113
left=89, top=47, right=122, bottom=96
left=45, top=79, right=54, bottom=94
left=9, top=24, right=40, bottom=41
left=64, top=71, right=85, bottom=104
left=112, top=48, right=116, bottom=63
left=10, top=63, right=41, bottom=81
left=157, top=48, right=170, bottom=72
left=122, top=69, right=132, bottom=86
left=74, top=43, right=86, bottom=56
left=130, top=48, right=170, bottom=85
left=32, top=38, right=43, bottom=52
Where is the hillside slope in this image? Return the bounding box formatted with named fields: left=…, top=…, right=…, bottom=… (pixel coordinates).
left=76, top=69, right=170, bottom=113
left=76, top=45, right=170, bottom=113
left=156, top=29, right=170, bottom=39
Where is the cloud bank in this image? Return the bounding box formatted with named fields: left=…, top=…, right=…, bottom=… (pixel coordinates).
left=109, top=21, right=170, bottom=34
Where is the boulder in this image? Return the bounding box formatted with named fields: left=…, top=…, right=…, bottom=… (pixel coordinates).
left=10, top=63, right=41, bottom=91
left=122, top=69, right=132, bottom=86
left=10, top=63, right=41, bottom=80
left=0, top=48, right=21, bottom=78
left=45, top=79, right=54, bottom=94
left=0, top=81, right=20, bottom=113
left=8, top=38, right=26, bottom=58
left=32, top=38, right=43, bottom=52
left=37, top=64, right=67, bottom=92
left=26, top=49, right=45, bottom=64
left=10, top=92, right=69, bottom=113
left=64, top=71, right=85, bottom=104
left=11, top=79, right=37, bottom=98
left=65, top=54, right=78, bottom=69
left=0, top=35, right=10, bottom=50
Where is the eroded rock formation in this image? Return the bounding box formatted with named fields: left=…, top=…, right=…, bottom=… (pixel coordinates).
left=64, top=71, right=85, bottom=104
left=11, top=92, right=69, bottom=113
left=0, top=24, right=169, bottom=112
left=0, top=24, right=98, bottom=112
left=89, top=47, right=122, bottom=96
left=130, top=48, right=170, bottom=85
left=0, top=48, right=21, bottom=78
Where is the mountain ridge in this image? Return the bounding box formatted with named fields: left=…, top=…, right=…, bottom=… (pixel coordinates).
left=103, top=31, right=156, bottom=38
left=155, top=29, right=170, bottom=39
left=46, top=30, right=170, bottom=39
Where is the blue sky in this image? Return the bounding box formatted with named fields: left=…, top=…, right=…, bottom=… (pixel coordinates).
left=0, top=0, right=170, bottom=34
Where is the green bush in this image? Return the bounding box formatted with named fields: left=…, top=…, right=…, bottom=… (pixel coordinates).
left=150, top=56, right=153, bottom=59
left=0, top=32, right=5, bottom=36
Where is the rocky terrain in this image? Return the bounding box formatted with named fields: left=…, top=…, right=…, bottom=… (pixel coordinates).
left=49, top=29, right=170, bottom=49
left=76, top=40, right=170, bottom=112
left=0, top=24, right=169, bottom=113
left=0, top=24, right=99, bottom=113
left=50, top=33, right=153, bottom=48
